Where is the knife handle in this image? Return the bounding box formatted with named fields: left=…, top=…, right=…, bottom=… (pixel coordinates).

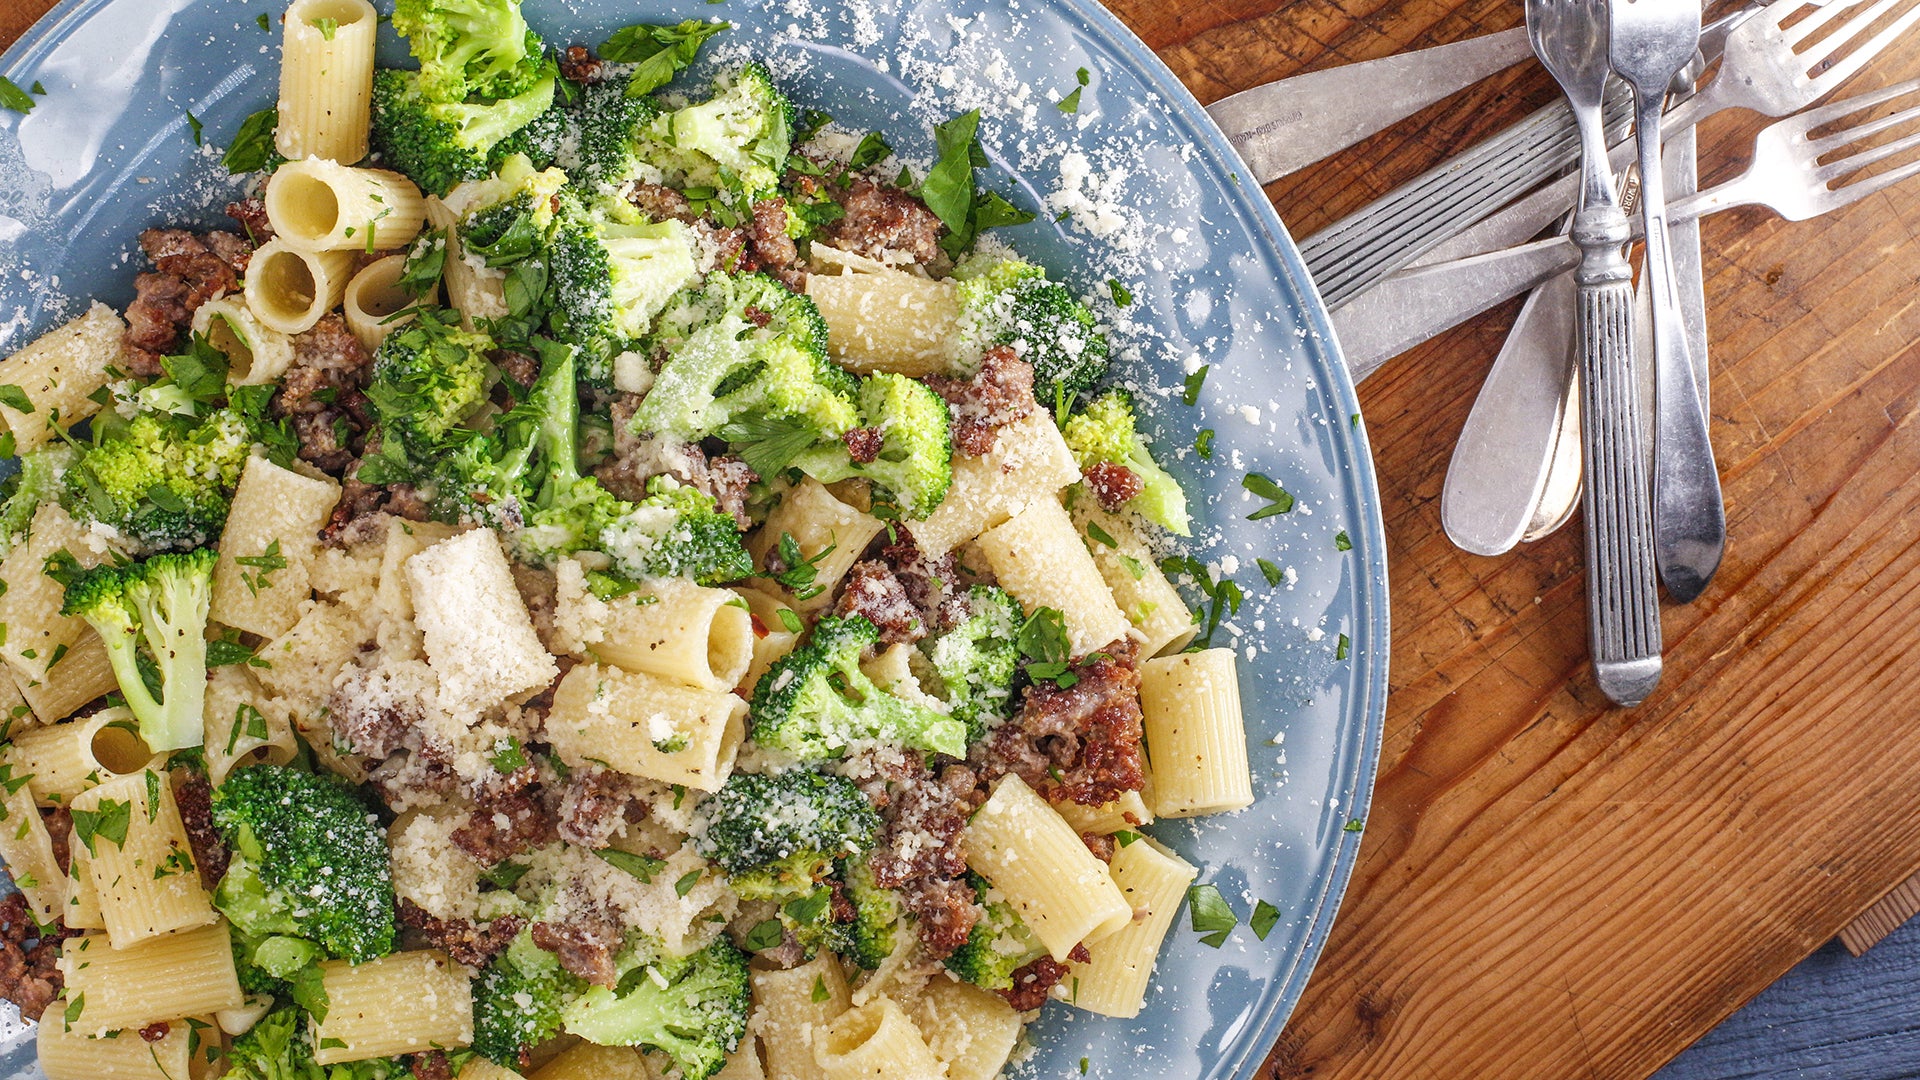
left=1571, top=204, right=1662, bottom=707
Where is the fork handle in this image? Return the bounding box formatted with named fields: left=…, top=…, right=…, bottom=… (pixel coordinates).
left=1571, top=204, right=1663, bottom=706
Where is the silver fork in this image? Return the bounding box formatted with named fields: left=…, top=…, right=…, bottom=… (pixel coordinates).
left=1528, top=0, right=1665, bottom=706
left=1612, top=0, right=1722, bottom=604
left=1344, top=76, right=1920, bottom=338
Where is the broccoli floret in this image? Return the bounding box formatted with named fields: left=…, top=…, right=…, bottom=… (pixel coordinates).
left=955, top=252, right=1110, bottom=405
left=455, top=153, right=567, bottom=266
left=545, top=193, right=698, bottom=383
left=391, top=0, right=550, bottom=103
left=792, top=372, right=953, bottom=518
left=59, top=550, right=216, bottom=752
left=696, top=769, right=880, bottom=895
left=0, top=445, right=74, bottom=560
left=646, top=64, right=794, bottom=203
left=370, top=67, right=557, bottom=197
left=1060, top=390, right=1191, bottom=536
left=630, top=273, right=856, bottom=475
left=210, top=764, right=397, bottom=964
left=364, top=307, right=494, bottom=457
left=487, top=90, right=574, bottom=171
left=750, top=615, right=968, bottom=760
left=474, top=929, right=584, bottom=1069
left=229, top=918, right=322, bottom=1000
left=840, top=854, right=903, bottom=970
left=573, top=78, right=664, bottom=184
left=944, top=874, right=1046, bottom=991
left=64, top=408, right=251, bottom=550
left=918, top=585, right=1023, bottom=743
left=598, top=475, right=755, bottom=586
left=562, top=936, right=751, bottom=1080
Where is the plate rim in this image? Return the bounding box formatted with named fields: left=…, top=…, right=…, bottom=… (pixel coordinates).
left=0, top=2, right=1391, bottom=1075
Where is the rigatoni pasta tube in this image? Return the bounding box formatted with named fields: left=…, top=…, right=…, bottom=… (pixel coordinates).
left=910, top=409, right=1081, bottom=555
left=734, top=586, right=802, bottom=694
left=342, top=253, right=425, bottom=352
left=0, top=503, right=117, bottom=722
left=266, top=158, right=426, bottom=252
left=0, top=302, right=124, bottom=453
left=426, top=198, right=508, bottom=330
left=752, top=953, right=852, bottom=1080
left=203, top=666, right=299, bottom=788
left=244, top=241, right=354, bottom=335
left=554, top=566, right=753, bottom=692
left=964, top=773, right=1132, bottom=961
left=0, top=783, right=64, bottom=925
left=37, top=1008, right=202, bottom=1080
left=311, top=950, right=473, bottom=1064
left=191, top=296, right=296, bottom=386
left=747, top=478, right=886, bottom=614
left=1071, top=500, right=1197, bottom=657
left=812, top=998, right=945, bottom=1080
left=976, top=497, right=1130, bottom=657
left=73, top=770, right=217, bottom=947
left=63, top=833, right=104, bottom=930
left=6, top=707, right=160, bottom=807
left=805, top=246, right=960, bottom=377
left=544, top=663, right=745, bottom=792
left=530, top=1043, right=653, bottom=1080
left=275, top=0, right=377, bottom=164
left=1066, top=837, right=1197, bottom=1017
left=1054, top=789, right=1153, bottom=837
left=211, top=454, right=341, bottom=640
left=56, top=924, right=244, bottom=1035
left=1139, top=649, right=1253, bottom=817
left=909, top=979, right=1023, bottom=1080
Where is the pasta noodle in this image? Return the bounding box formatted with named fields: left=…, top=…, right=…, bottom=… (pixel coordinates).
left=275, top=0, right=379, bottom=164
left=37, top=1010, right=205, bottom=1080
left=1070, top=499, right=1197, bottom=657
left=530, top=1043, right=653, bottom=1080
left=746, top=479, right=885, bottom=614
left=964, top=773, right=1133, bottom=961
left=202, top=666, right=299, bottom=788
left=426, top=198, right=509, bottom=330
left=265, top=159, right=426, bottom=254
left=190, top=296, right=297, bottom=386
left=805, top=246, right=961, bottom=376
left=0, top=782, right=65, bottom=925
left=910, top=409, right=1082, bottom=555
left=975, top=496, right=1131, bottom=657
left=908, top=979, right=1023, bottom=1080
left=544, top=663, right=746, bottom=791
left=752, top=953, right=851, bottom=1080
left=343, top=253, right=427, bottom=351
left=56, top=924, right=244, bottom=1035
left=72, top=770, right=217, bottom=947
left=209, top=454, right=342, bottom=640
left=5, top=707, right=160, bottom=807
left=62, top=832, right=104, bottom=931
left=311, top=950, right=473, bottom=1063
left=733, top=586, right=803, bottom=693
left=1139, top=650, right=1254, bottom=817
left=243, top=241, right=355, bottom=335
left=1066, top=837, right=1197, bottom=1017
left=553, top=563, right=753, bottom=692
left=812, top=998, right=945, bottom=1080
left=1053, top=789, right=1154, bottom=836
left=0, top=503, right=117, bottom=723
left=0, top=302, right=124, bottom=453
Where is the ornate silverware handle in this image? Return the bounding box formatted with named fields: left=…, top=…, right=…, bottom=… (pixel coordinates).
left=1572, top=202, right=1663, bottom=706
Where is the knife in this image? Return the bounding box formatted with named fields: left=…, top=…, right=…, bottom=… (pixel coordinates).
left=1205, top=28, right=1536, bottom=185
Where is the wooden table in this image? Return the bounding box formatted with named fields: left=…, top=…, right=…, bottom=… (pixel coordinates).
left=7, top=2, right=1920, bottom=1078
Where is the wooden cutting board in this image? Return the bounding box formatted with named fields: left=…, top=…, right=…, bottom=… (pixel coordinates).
left=8, top=2, right=1920, bottom=1078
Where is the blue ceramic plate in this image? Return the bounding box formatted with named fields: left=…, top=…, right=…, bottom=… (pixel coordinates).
left=0, top=1, right=1387, bottom=1076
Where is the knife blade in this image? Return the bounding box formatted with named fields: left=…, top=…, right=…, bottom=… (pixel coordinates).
left=1205, top=27, right=1536, bottom=186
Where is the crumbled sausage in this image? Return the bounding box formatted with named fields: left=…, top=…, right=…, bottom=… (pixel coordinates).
left=274, top=315, right=373, bottom=475
left=822, top=178, right=944, bottom=266
left=532, top=911, right=623, bottom=987
left=970, top=641, right=1146, bottom=807
left=226, top=198, right=275, bottom=245
left=843, top=427, right=884, bottom=464
left=924, top=347, right=1037, bottom=456
left=170, top=771, right=229, bottom=891
left=558, top=45, right=604, bottom=85
left=596, top=403, right=756, bottom=528
left=42, top=808, right=70, bottom=876
left=879, top=535, right=970, bottom=634
left=398, top=899, right=524, bottom=968
left=0, top=893, right=70, bottom=1022
left=749, top=198, right=805, bottom=291
left=629, top=183, right=695, bottom=224
left=451, top=783, right=556, bottom=866
left=139, top=1022, right=171, bottom=1043
left=833, top=561, right=925, bottom=646
left=1082, top=461, right=1144, bottom=511
left=552, top=765, right=640, bottom=849
left=871, top=763, right=982, bottom=959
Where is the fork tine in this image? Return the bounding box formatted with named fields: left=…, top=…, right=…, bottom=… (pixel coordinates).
left=1802, top=0, right=1920, bottom=91
left=1779, top=0, right=1878, bottom=45
left=1825, top=155, right=1920, bottom=208
left=1795, top=75, right=1920, bottom=132
left=1809, top=87, right=1920, bottom=152
left=1818, top=124, right=1920, bottom=182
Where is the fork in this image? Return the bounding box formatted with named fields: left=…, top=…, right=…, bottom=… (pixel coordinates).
left=1340, top=76, right=1920, bottom=347
left=1527, top=0, right=1665, bottom=706
left=1611, top=0, right=1722, bottom=603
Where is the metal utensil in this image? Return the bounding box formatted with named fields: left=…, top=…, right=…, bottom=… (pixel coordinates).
left=1527, top=0, right=1664, bottom=706
left=1613, top=0, right=1721, bottom=602
left=1206, top=28, right=1537, bottom=184
left=1340, top=74, right=1920, bottom=354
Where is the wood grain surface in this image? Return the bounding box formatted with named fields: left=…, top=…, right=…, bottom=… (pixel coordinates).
left=6, top=3, right=1920, bottom=1079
